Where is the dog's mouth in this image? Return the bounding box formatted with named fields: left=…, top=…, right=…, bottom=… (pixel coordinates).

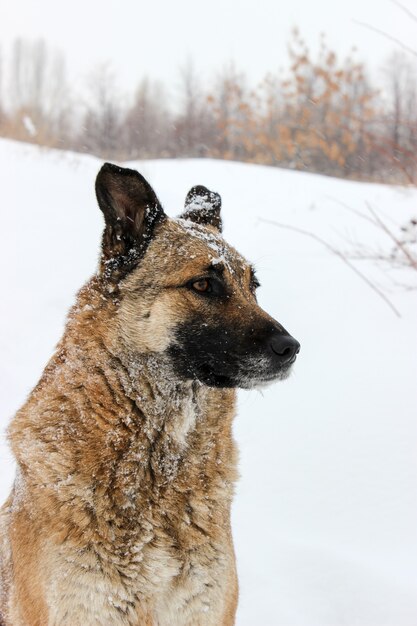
left=237, top=367, right=294, bottom=389
left=233, top=357, right=297, bottom=389
left=169, top=351, right=298, bottom=389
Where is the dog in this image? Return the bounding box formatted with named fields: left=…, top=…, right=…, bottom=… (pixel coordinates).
left=0, top=163, right=300, bottom=625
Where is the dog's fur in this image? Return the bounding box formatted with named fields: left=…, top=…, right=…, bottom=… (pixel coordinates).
left=0, top=165, right=299, bottom=625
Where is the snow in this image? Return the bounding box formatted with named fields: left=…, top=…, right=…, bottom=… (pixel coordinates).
left=1, top=138, right=416, bottom=625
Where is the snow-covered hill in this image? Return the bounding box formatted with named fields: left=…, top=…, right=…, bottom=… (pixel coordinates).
left=1, top=139, right=416, bottom=626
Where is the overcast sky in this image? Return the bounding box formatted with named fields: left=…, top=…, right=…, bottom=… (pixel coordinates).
left=1, top=0, right=416, bottom=97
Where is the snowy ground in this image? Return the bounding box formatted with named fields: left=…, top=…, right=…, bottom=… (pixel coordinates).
left=1, top=139, right=416, bottom=626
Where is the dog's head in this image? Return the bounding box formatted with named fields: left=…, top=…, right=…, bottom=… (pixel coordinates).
left=95, top=163, right=300, bottom=389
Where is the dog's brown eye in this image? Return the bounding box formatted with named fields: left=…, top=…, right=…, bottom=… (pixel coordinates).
left=186, top=275, right=225, bottom=297
left=192, top=279, right=211, bottom=293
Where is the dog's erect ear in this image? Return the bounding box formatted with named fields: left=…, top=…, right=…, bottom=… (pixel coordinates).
left=95, top=163, right=166, bottom=279
left=181, top=185, right=222, bottom=232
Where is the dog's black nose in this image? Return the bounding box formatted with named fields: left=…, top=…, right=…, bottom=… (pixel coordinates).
left=270, top=333, right=300, bottom=364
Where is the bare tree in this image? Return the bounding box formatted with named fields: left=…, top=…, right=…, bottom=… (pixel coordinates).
left=81, top=63, right=122, bottom=158
left=381, top=52, right=417, bottom=181
left=208, top=63, right=251, bottom=159
left=124, top=77, right=171, bottom=158
left=173, top=59, right=216, bottom=157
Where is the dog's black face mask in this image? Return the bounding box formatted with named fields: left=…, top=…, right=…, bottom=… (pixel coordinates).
left=168, top=315, right=300, bottom=389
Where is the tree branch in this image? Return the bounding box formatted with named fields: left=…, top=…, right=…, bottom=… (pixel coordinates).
left=258, top=217, right=402, bottom=317
left=391, top=0, right=417, bottom=24
left=353, top=19, right=417, bottom=58
left=365, top=202, right=417, bottom=270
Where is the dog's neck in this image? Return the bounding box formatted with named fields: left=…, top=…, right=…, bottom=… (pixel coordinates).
left=114, top=349, right=207, bottom=446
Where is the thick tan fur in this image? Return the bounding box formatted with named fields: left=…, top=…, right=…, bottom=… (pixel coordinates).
left=0, top=216, right=264, bottom=625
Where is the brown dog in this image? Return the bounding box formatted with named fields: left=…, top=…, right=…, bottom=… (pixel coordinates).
left=0, top=164, right=299, bottom=625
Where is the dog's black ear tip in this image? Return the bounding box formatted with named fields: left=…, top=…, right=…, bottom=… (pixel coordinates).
left=185, top=185, right=222, bottom=211
left=97, top=162, right=134, bottom=182
left=95, top=163, right=119, bottom=192
left=186, top=184, right=210, bottom=198
left=97, top=162, right=116, bottom=175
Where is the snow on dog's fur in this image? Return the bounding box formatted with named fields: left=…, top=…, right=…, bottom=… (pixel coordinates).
left=0, top=164, right=299, bottom=625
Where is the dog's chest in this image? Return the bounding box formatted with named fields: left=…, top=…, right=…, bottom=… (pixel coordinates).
left=46, top=513, right=227, bottom=626
left=44, top=375, right=235, bottom=624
